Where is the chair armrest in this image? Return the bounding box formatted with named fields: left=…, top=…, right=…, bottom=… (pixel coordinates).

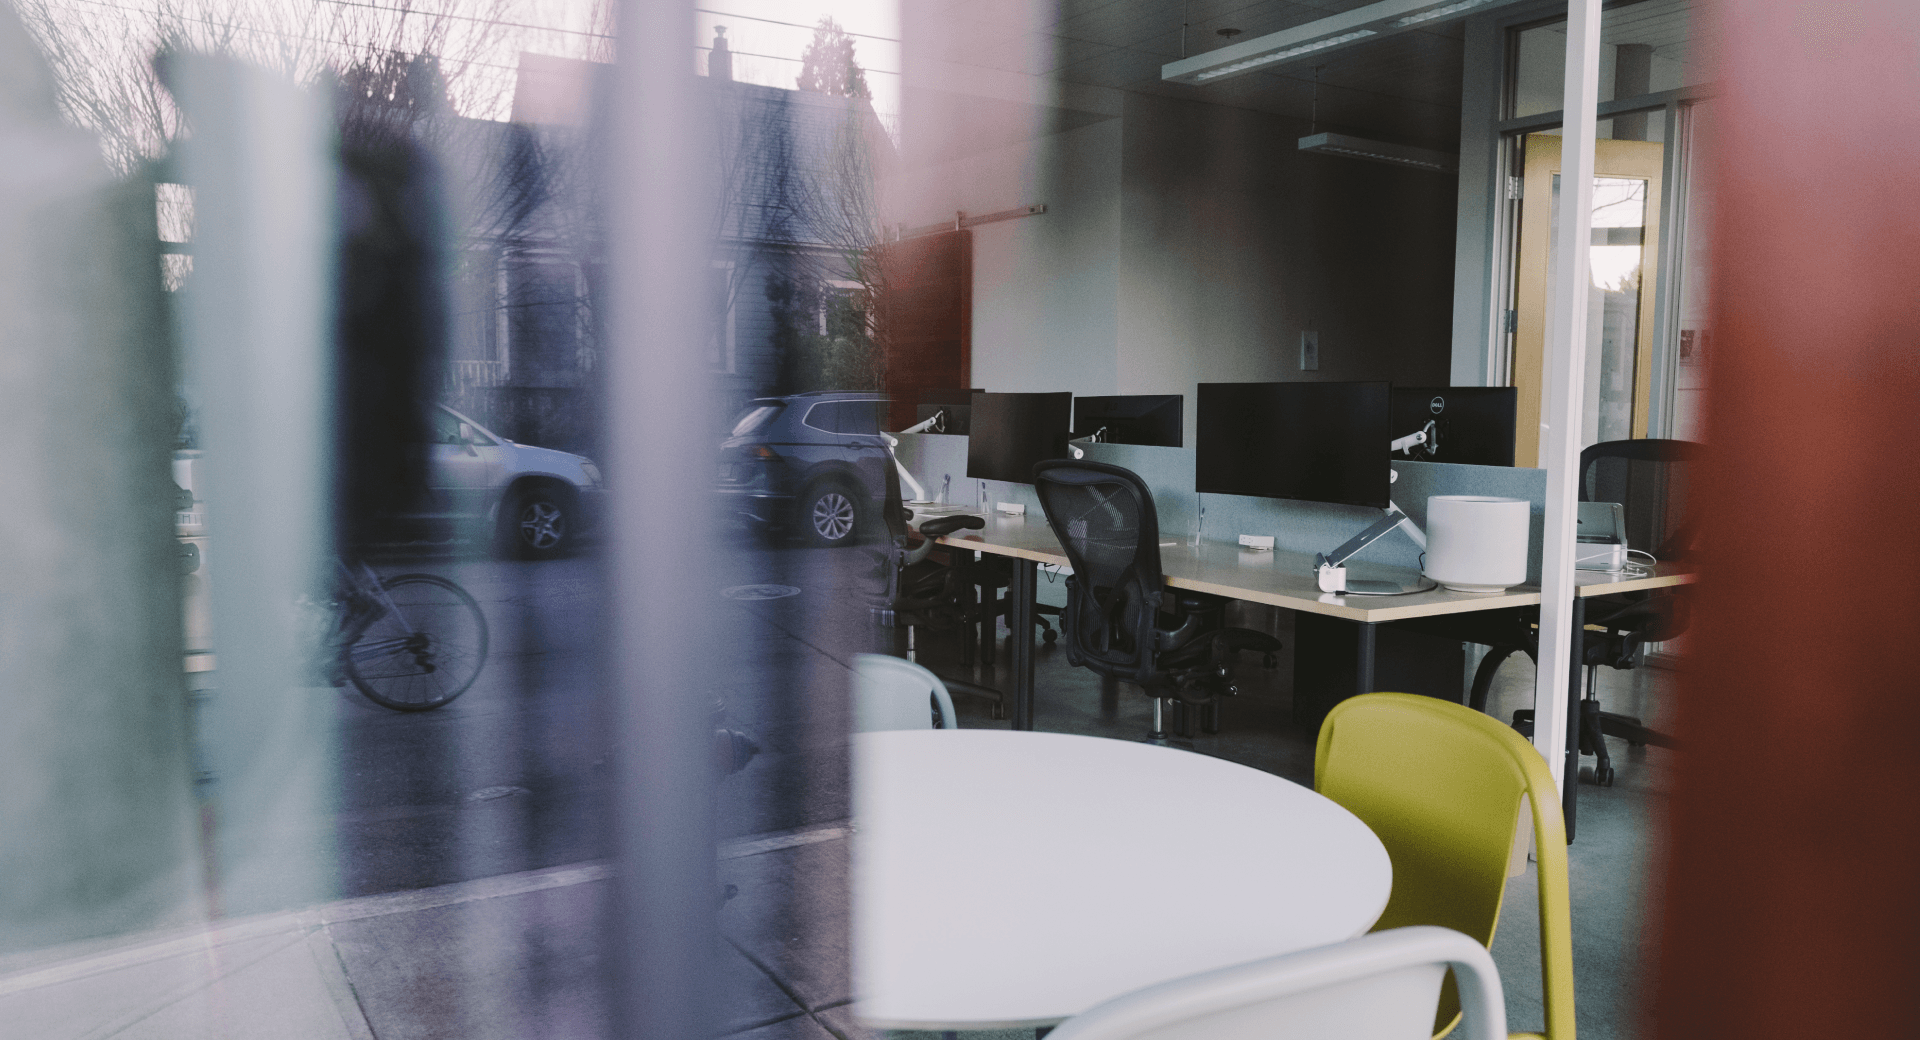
left=918, top=515, right=985, bottom=539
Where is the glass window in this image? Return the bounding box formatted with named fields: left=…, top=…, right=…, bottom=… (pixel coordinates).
left=730, top=403, right=783, bottom=437
left=1550, top=173, right=1649, bottom=445
left=803, top=400, right=883, bottom=434
left=1510, top=0, right=1715, bottom=131
left=1668, top=100, right=1714, bottom=442
left=432, top=408, right=495, bottom=444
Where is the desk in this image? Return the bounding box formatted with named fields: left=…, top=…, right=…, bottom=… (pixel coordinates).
left=852, top=729, right=1391, bottom=1029
left=928, top=514, right=1696, bottom=838
left=933, top=513, right=1540, bottom=731
left=1561, top=562, right=1694, bottom=838
left=1405, top=560, right=1696, bottom=839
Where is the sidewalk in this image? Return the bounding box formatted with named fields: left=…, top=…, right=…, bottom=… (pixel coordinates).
left=0, top=824, right=856, bottom=1040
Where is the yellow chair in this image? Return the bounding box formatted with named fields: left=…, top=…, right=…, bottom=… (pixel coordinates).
left=1315, top=693, right=1573, bottom=1040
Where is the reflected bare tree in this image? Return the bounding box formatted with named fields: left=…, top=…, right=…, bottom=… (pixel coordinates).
left=699, top=17, right=892, bottom=398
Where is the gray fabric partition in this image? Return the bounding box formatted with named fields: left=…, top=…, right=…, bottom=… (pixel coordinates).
left=895, top=434, right=1547, bottom=583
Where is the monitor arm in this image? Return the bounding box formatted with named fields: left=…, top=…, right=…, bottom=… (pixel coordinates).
left=1391, top=419, right=1436, bottom=456
left=1313, top=447, right=1431, bottom=593
left=1065, top=425, right=1108, bottom=460
left=895, top=410, right=946, bottom=436
left=882, top=412, right=946, bottom=503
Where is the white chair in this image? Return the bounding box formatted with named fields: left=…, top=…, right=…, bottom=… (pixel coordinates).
left=852, top=653, right=958, bottom=732
left=1044, top=926, right=1506, bottom=1040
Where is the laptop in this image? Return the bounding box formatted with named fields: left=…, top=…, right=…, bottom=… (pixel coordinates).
left=1575, top=501, right=1627, bottom=571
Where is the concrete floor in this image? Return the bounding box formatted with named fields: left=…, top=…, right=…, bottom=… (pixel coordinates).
left=0, top=543, right=1672, bottom=1040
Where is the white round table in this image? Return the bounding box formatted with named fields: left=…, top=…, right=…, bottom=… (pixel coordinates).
left=853, top=729, right=1393, bottom=1030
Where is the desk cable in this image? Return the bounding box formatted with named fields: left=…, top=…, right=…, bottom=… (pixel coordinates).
left=1620, top=548, right=1657, bottom=580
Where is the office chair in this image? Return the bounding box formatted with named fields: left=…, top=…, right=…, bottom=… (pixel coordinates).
left=1471, top=438, right=1698, bottom=786
left=1045, top=926, right=1506, bottom=1040
left=853, top=653, right=958, bottom=731
left=873, top=458, right=986, bottom=626
left=966, top=552, right=1063, bottom=664
left=870, top=460, right=1019, bottom=717
left=1316, top=693, right=1573, bottom=1040
left=1032, top=460, right=1280, bottom=746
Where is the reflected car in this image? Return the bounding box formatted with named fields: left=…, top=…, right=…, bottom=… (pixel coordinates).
left=421, top=404, right=606, bottom=558
left=714, top=393, right=891, bottom=547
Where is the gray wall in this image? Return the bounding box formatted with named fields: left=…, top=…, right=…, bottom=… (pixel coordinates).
left=1116, top=92, right=1459, bottom=443
left=900, top=116, right=1124, bottom=397
left=897, top=91, right=1460, bottom=443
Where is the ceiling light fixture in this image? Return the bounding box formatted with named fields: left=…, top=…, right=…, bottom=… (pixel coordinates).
left=1163, top=0, right=1525, bottom=85
left=1390, top=0, right=1505, bottom=28
left=1298, top=132, right=1458, bottom=173
left=1194, top=30, right=1376, bottom=81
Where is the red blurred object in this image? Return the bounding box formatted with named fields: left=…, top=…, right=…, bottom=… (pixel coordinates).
left=1653, top=1, right=1920, bottom=1037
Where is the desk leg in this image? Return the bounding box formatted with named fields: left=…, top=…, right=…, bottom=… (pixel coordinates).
left=954, top=549, right=977, bottom=669
left=1354, top=622, right=1378, bottom=698
left=1009, top=558, right=1038, bottom=731
left=1562, top=597, right=1586, bottom=843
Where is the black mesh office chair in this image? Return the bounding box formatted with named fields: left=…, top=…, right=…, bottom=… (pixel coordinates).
left=1472, top=439, right=1699, bottom=785
left=1032, top=459, right=1280, bottom=745
left=873, top=456, right=985, bottom=622
left=869, top=459, right=1024, bottom=716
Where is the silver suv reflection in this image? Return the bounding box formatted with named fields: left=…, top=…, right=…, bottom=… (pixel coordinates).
left=421, top=405, right=605, bottom=557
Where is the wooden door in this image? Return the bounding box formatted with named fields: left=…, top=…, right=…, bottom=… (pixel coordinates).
left=874, top=231, right=971, bottom=431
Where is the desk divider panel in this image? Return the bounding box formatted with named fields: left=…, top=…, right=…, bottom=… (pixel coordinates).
left=892, top=434, right=1546, bottom=586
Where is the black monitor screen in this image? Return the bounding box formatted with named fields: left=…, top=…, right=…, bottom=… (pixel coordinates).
left=967, top=392, right=1073, bottom=484
left=1072, top=395, right=1184, bottom=447
left=1195, top=382, right=1391, bottom=508
left=1389, top=387, right=1517, bottom=467
left=916, top=388, right=982, bottom=435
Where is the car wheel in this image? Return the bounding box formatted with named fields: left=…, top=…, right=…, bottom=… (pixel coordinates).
left=501, top=485, right=569, bottom=559
left=799, top=482, right=859, bottom=548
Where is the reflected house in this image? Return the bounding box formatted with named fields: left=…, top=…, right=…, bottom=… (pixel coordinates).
left=453, top=44, right=894, bottom=445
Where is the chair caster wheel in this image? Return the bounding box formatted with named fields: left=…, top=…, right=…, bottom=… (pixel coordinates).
left=1262, top=653, right=1278, bottom=669
left=1042, top=629, right=1057, bottom=644
left=1596, top=766, right=1614, bottom=787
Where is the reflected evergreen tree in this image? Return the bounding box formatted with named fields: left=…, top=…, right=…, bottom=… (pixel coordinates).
left=796, top=17, right=870, bottom=100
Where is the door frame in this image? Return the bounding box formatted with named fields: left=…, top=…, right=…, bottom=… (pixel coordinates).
left=1450, top=3, right=1716, bottom=443
left=1510, top=133, right=1665, bottom=466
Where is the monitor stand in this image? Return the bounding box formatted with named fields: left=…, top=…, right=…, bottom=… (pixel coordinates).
left=1314, top=500, right=1428, bottom=595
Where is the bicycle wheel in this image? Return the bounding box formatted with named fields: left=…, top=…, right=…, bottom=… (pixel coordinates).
left=345, top=573, right=489, bottom=711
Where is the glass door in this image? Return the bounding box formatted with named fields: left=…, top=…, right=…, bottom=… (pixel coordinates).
left=1510, top=133, right=1665, bottom=467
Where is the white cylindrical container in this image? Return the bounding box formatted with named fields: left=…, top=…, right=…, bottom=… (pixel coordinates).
left=1424, top=496, right=1531, bottom=593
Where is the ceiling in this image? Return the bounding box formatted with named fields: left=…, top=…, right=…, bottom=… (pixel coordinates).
left=919, top=0, right=1472, bottom=152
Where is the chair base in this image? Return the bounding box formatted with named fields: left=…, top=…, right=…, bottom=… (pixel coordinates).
left=1143, top=698, right=1195, bottom=750
left=1512, top=689, right=1675, bottom=788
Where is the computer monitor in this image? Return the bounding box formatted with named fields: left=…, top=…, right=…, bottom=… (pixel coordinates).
left=1195, top=382, right=1392, bottom=509
left=1389, top=387, right=1518, bottom=467
left=1071, top=395, right=1184, bottom=447
left=966, top=392, right=1073, bottom=484
left=916, top=388, right=982, bottom=435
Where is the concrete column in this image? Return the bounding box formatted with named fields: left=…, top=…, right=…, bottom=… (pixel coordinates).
left=1532, top=0, right=1604, bottom=789
left=1612, top=43, right=1654, bottom=141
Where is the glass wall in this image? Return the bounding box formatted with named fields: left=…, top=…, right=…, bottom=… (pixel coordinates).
left=1500, top=0, right=1716, bottom=456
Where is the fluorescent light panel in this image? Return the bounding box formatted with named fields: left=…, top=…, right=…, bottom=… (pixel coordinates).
left=1298, top=132, right=1457, bottom=173
left=1193, top=30, right=1377, bottom=81
left=1391, top=0, right=1504, bottom=28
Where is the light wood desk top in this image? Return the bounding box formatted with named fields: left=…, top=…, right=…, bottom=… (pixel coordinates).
left=926, top=512, right=1694, bottom=620
left=1572, top=560, right=1694, bottom=597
